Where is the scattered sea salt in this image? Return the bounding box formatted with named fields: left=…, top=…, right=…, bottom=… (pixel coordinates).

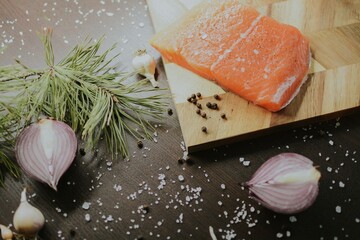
left=335, top=206, right=342, bottom=213
left=243, top=161, right=250, bottom=167
left=85, top=213, right=91, bottom=222
left=276, top=232, right=283, bottom=238
left=289, top=216, right=297, bottom=222
left=82, top=202, right=91, bottom=210
left=178, top=175, right=185, bottom=182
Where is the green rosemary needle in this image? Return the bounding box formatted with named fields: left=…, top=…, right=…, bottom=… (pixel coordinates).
left=0, top=28, right=168, bottom=160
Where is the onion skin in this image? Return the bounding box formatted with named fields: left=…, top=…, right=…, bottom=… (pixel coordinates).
left=245, top=153, right=321, bottom=214
left=15, top=119, right=77, bottom=190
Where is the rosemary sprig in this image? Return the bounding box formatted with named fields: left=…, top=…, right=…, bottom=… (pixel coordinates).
left=0, top=28, right=167, bottom=159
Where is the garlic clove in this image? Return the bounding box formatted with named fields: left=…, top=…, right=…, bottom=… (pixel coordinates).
left=0, top=224, right=13, bottom=240
left=132, top=49, right=159, bottom=88
left=13, top=188, right=45, bottom=238
left=246, top=153, right=321, bottom=214
left=15, top=119, right=77, bottom=190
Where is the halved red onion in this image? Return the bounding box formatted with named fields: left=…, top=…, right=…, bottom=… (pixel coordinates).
left=245, top=153, right=321, bottom=214
left=15, top=119, right=77, bottom=191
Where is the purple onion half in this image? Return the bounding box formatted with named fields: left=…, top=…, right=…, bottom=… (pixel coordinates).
left=245, top=153, right=321, bottom=214
left=15, top=118, right=77, bottom=190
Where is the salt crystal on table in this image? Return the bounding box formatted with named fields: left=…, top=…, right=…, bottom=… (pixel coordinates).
left=335, top=206, right=342, bottom=213
left=82, top=202, right=91, bottom=210
left=289, top=216, right=297, bottom=222
left=339, top=181, right=345, bottom=188
left=276, top=232, right=283, bottom=238
left=106, top=215, right=114, bottom=222
left=85, top=213, right=91, bottom=222
left=178, top=175, right=185, bottom=182
left=243, top=161, right=250, bottom=166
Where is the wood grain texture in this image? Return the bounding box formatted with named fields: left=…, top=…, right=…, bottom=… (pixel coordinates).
left=147, top=0, right=360, bottom=152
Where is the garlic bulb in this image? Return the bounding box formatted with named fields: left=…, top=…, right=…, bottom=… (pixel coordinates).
left=0, top=224, right=13, bottom=240
left=245, top=153, right=321, bottom=214
left=13, top=188, right=45, bottom=237
left=15, top=118, right=77, bottom=190
left=132, top=49, right=159, bottom=88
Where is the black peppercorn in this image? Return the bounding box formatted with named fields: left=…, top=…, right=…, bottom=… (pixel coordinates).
left=142, top=205, right=150, bottom=213
left=214, top=94, right=220, bottom=100
left=196, top=103, right=202, bottom=109
left=201, top=126, right=207, bottom=133
left=206, top=102, right=212, bottom=108
left=201, top=112, right=207, bottom=118
left=167, top=108, right=173, bottom=116
left=196, top=109, right=201, bottom=115
left=79, top=148, right=86, bottom=156
left=178, top=158, right=185, bottom=164
left=187, top=97, right=192, bottom=103
left=196, top=92, right=202, bottom=98
left=192, top=98, right=198, bottom=104
left=212, top=103, right=218, bottom=110
left=221, top=113, right=227, bottom=119
left=137, top=140, right=144, bottom=149
left=191, top=93, right=196, bottom=99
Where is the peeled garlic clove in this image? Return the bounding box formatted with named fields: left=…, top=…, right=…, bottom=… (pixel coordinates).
left=0, top=224, right=13, bottom=240
left=15, top=118, right=77, bottom=190
left=245, top=153, right=321, bottom=214
left=13, top=188, right=45, bottom=237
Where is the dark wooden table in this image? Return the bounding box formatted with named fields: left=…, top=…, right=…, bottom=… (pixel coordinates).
left=1, top=1, right=360, bottom=239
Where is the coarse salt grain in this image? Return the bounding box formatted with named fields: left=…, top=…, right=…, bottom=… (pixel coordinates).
left=82, top=202, right=91, bottom=210
left=178, top=175, right=185, bottom=182
left=243, top=161, right=250, bottom=166
left=289, top=216, right=297, bottom=222
left=335, top=206, right=342, bottom=213
left=276, top=232, right=283, bottom=238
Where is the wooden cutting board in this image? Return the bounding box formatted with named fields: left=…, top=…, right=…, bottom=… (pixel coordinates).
left=147, top=0, right=360, bottom=152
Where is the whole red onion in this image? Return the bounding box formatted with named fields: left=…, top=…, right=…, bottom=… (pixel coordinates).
left=15, top=118, right=77, bottom=190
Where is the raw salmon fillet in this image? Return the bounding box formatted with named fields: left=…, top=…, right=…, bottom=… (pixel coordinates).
left=150, top=0, right=310, bottom=112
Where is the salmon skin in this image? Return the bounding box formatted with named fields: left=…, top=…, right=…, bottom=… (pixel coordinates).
left=150, top=0, right=310, bottom=112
